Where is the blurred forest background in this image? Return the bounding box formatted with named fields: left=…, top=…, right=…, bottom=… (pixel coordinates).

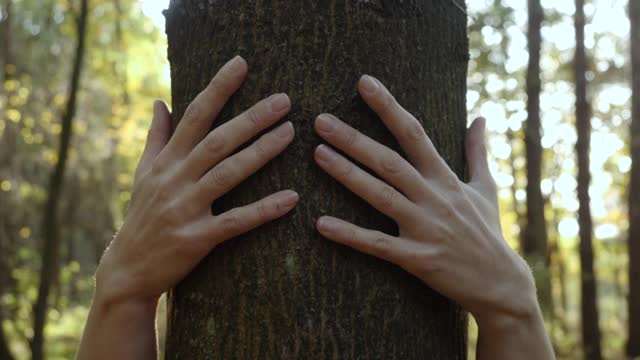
left=0, top=0, right=637, bottom=359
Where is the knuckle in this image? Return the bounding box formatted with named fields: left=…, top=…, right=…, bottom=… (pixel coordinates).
left=247, top=107, right=261, bottom=128
left=338, top=162, right=355, bottom=180
left=183, top=103, right=201, bottom=125
left=380, top=92, right=396, bottom=112
left=376, top=185, right=398, bottom=209
left=256, top=201, right=272, bottom=220
left=373, top=232, right=391, bottom=255
left=149, top=157, right=168, bottom=176
left=210, top=163, right=232, bottom=188
left=221, top=212, right=243, bottom=234
left=430, top=220, right=455, bottom=244
left=405, top=120, right=426, bottom=142
left=154, top=178, right=174, bottom=202
left=412, top=249, right=444, bottom=274
left=203, top=131, right=226, bottom=155
left=380, top=151, right=403, bottom=174
left=159, top=202, right=185, bottom=227
left=344, top=127, right=360, bottom=148
left=253, top=139, right=271, bottom=161
left=441, top=172, right=463, bottom=192
left=347, top=226, right=359, bottom=244
left=207, top=76, right=226, bottom=95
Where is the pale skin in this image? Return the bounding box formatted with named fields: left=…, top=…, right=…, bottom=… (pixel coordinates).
left=77, top=56, right=555, bottom=360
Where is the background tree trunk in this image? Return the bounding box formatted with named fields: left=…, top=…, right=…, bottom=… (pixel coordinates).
left=627, top=0, right=640, bottom=356
left=30, top=1, right=89, bottom=359
left=165, top=1, right=469, bottom=358
left=0, top=327, right=13, bottom=360
left=0, top=217, right=14, bottom=360
left=573, top=0, right=602, bottom=359
left=524, top=0, right=551, bottom=316
left=0, top=0, right=14, bottom=80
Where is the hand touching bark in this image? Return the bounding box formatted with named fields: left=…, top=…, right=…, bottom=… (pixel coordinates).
left=96, top=56, right=298, bottom=307
left=78, top=56, right=298, bottom=360
left=314, top=75, right=554, bottom=359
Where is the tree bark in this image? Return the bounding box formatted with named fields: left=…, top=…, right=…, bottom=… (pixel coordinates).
left=574, top=1, right=602, bottom=359
left=506, top=129, right=525, bottom=245
left=0, top=323, right=13, bottom=360
left=524, top=0, right=551, bottom=315
left=627, top=0, right=640, bottom=356
left=165, top=1, right=469, bottom=358
left=0, top=0, right=14, bottom=81
left=30, top=1, right=89, bottom=359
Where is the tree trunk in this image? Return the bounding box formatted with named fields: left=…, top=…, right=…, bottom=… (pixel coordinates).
left=627, top=0, right=640, bottom=355
left=0, top=0, right=14, bottom=81
left=506, top=129, right=525, bottom=247
left=164, top=1, right=469, bottom=358
left=0, top=324, right=13, bottom=360
left=574, top=1, right=602, bottom=359
left=549, top=205, right=568, bottom=336
left=30, top=1, right=89, bottom=359
left=524, top=0, right=551, bottom=315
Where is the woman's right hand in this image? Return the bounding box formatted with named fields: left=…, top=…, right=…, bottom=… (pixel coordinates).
left=313, top=75, right=555, bottom=359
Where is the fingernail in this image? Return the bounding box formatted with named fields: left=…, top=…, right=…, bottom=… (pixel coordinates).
left=315, top=114, right=336, bottom=133
left=360, top=75, right=379, bottom=95
left=273, top=121, right=293, bottom=138
left=227, top=55, right=245, bottom=72
left=315, top=144, right=337, bottom=162
left=317, top=216, right=337, bottom=233
left=281, top=191, right=299, bottom=208
left=270, top=93, right=290, bottom=113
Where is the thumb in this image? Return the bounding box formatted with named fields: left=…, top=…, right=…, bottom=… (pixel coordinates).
left=135, top=100, right=171, bottom=184
left=465, top=117, right=494, bottom=189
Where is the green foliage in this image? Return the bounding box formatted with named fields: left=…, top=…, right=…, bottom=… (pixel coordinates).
left=0, top=0, right=169, bottom=358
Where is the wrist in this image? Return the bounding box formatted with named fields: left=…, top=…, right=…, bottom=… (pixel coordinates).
left=91, top=286, right=158, bottom=323
left=94, top=258, right=159, bottom=315
left=472, top=258, right=541, bottom=334
left=474, top=300, right=542, bottom=336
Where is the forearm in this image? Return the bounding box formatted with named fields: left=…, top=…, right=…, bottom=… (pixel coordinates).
left=76, top=293, right=158, bottom=360
left=475, top=306, right=555, bottom=360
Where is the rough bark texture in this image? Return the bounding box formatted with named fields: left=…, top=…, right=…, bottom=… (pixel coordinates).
left=627, top=0, right=640, bottom=356
left=524, top=0, right=551, bottom=315
left=574, top=1, right=602, bottom=359
left=165, top=1, right=469, bottom=358
left=30, top=1, right=89, bottom=359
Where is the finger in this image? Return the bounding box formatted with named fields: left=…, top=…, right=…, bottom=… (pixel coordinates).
left=193, top=122, right=295, bottom=203
left=169, top=56, right=248, bottom=155
left=200, top=190, right=299, bottom=248
left=465, top=117, right=496, bottom=194
left=183, top=93, right=291, bottom=179
left=357, top=75, right=451, bottom=177
left=314, top=113, right=425, bottom=201
left=314, top=144, right=419, bottom=223
left=135, top=100, right=171, bottom=183
left=316, top=216, right=413, bottom=266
